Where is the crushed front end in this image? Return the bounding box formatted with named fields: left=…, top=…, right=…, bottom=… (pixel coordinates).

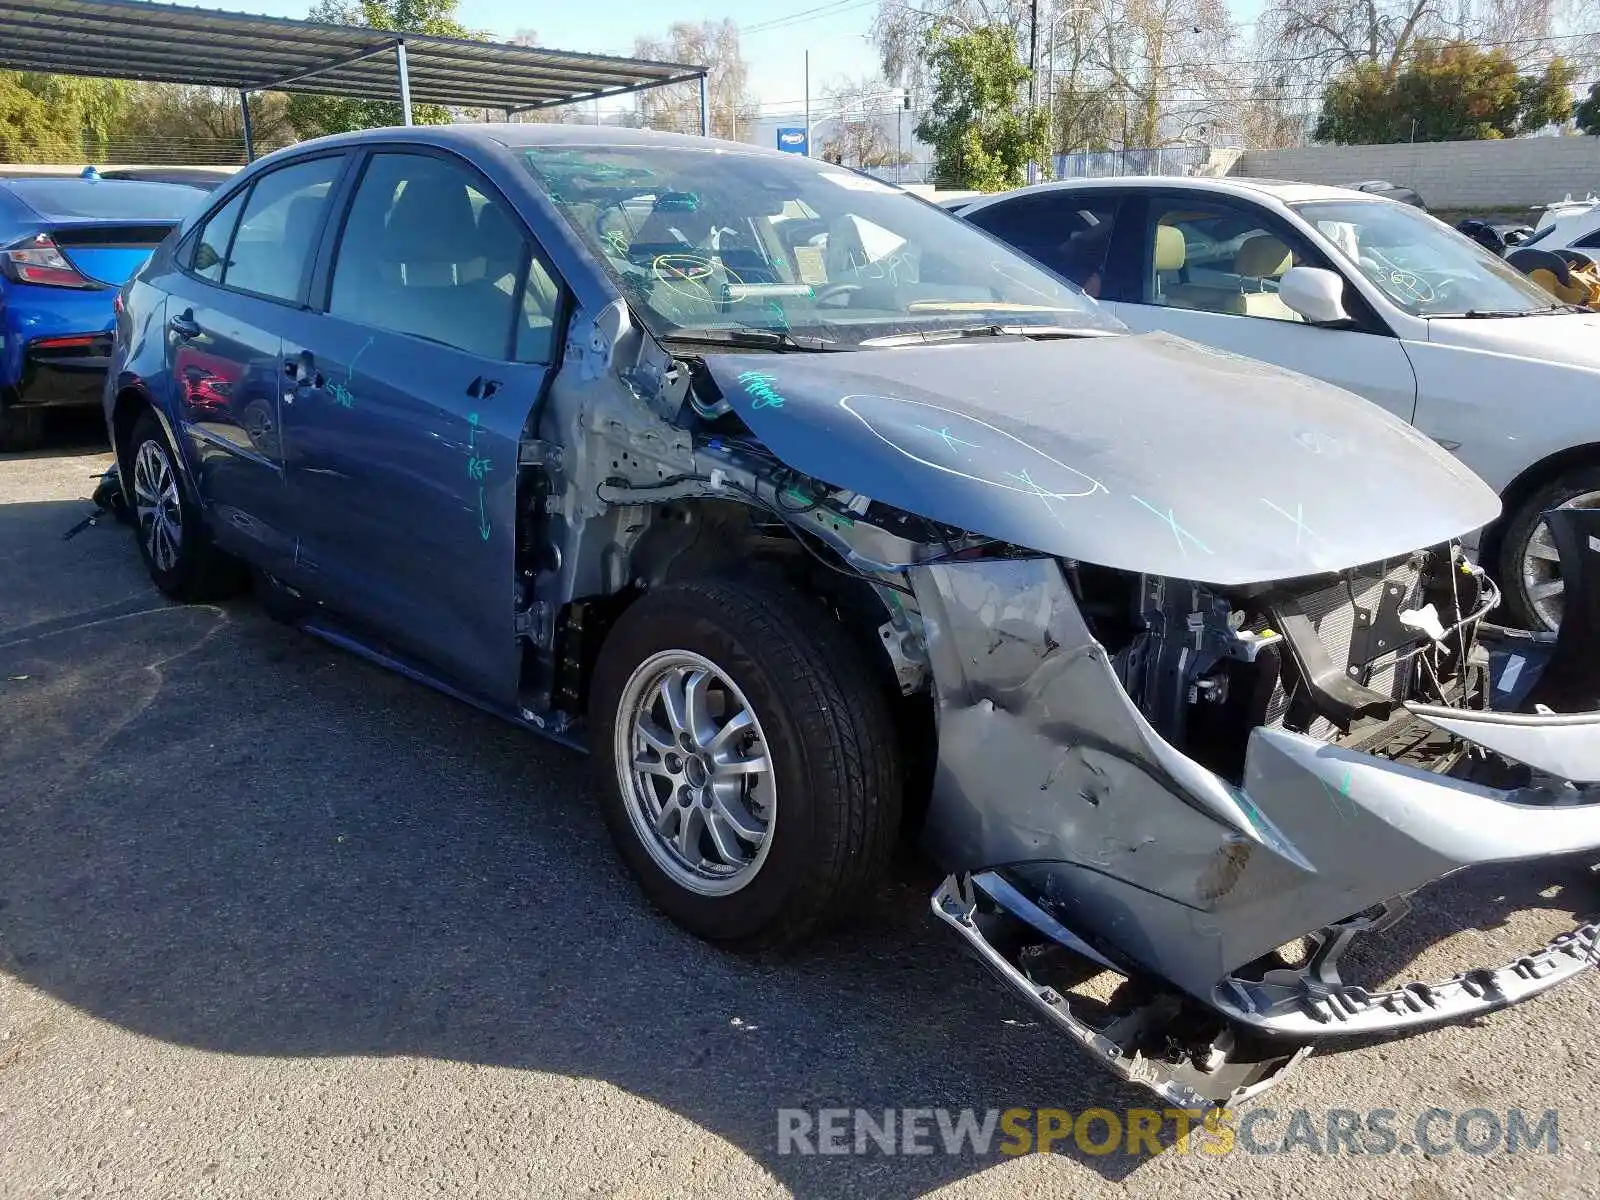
left=913, top=516, right=1600, bottom=1108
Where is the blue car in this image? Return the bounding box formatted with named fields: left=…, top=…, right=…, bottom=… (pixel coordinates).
left=0, top=173, right=201, bottom=448
left=106, top=125, right=1600, bottom=1107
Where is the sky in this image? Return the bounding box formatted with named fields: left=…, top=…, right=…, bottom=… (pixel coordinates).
left=170, top=0, right=1264, bottom=119
left=170, top=0, right=887, bottom=117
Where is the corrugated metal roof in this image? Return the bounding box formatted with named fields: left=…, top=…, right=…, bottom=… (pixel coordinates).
left=0, top=0, right=705, bottom=111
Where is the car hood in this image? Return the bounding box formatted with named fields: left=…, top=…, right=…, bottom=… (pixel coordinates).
left=1425, top=311, right=1600, bottom=370
left=704, top=332, right=1499, bottom=585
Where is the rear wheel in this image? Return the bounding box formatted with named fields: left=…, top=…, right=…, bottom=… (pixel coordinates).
left=1496, top=464, right=1600, bottom=631
left=0, top=405, right=46, bottom=452
left=589, top=578, right=901, bottom=950
left=127, top=409, right=247, bottom=602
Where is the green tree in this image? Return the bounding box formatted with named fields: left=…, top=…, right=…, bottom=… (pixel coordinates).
left=1315, top=41, right=1574, bottom=144
left=14, top=74, right=135, bottom=160
left=914, top=24, right=1050, bottom=190
left=1578, top=82, right=1600, bottom=136
left=0, top=73, right=80, bottom=161
left=119, top=86, right=297, bottom=163
left=287, top=0, right=477, bottom=137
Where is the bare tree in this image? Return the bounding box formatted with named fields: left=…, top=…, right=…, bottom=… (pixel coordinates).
left=872, top=0, right=1031, bottom=97
left=632, top=19, right=757, bottom=140
left=879, top=0, right=1242, bottom=154
left=1254, top=0, right=1591, bottom=88
left=818, top=77, right=912, bottom=168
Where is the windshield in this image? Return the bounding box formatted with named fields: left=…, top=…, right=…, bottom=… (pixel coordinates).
left=1293, top=199, right=1561, bottom=317
left=519, top=145, right=1121, bottom=346
left=4, top=178, right=203, bottom=222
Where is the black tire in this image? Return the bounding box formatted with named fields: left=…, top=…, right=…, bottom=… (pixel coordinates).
left=589, top=577, right=902, bottom=950
left=1495, top=463, right=1600, bottom=630
left=251, top=566, right=313, bottom=625
left=0, top=405, right=46, bottom=452
left=125, top=408, right=247, bottom=602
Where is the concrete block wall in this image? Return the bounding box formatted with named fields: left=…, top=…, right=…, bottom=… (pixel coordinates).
left=1231, top=137, right=1600, bottom=208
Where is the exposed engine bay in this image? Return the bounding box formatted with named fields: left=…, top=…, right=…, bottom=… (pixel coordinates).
left=512, top=299, right=1600, bottom=1110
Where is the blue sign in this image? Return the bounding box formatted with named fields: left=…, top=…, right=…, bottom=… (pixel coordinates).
left=776, top=127, right=809, bottom=155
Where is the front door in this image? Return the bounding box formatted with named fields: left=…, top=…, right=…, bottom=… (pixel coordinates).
left=160, top=153, right=346, bottom=570
left=1106, top=193, right=1419, bottom=425
left=278, top=149, right=565, bottom=704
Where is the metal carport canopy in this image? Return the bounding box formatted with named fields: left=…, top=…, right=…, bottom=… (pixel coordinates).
left=0, top=0, right=709, bottom=145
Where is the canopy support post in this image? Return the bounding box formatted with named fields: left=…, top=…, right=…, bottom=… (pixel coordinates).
left=396, top=39, right=413, bottom=125
left=698, top=71, right=709, bottom=137
left=239, top=89, right=254, bottom=162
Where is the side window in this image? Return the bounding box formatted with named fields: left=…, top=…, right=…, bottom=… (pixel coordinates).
left=189, top=190, right=245, bottom=283
left=1145, top=198, right=1307, bottom=323
left=966, top=193, right=1118, bottom=296
left=330, top=152, right=538, bottom=360
left=224, top=156, right=342, bottom=302
left=515, top=252, right=561, bottom=363
left=1575, top=228, right=1600, bottom=250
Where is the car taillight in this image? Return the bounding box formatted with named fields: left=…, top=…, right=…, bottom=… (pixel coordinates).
left=1, top=234, right=95, bottom=289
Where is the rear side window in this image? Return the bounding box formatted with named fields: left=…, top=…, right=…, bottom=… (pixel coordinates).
left=191, top=190, right=246, bottom=283
left=966, top=193, right=1119, bottom=296
left=329, top=152, right=557, bottom=360
left=223, top=156, right=342, bottom=302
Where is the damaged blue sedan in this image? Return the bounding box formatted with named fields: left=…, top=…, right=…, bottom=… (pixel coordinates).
left=105, top=125, right=1600, bottom=1107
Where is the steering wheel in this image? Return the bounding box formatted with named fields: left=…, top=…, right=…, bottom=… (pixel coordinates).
left=650, top=254, right=723, bottom=308
left=811, top=282, right=862, bottom=306
left=1384, top=267, right=1436, bottom=305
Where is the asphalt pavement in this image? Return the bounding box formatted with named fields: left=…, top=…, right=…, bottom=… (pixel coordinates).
left=1, top=413, right=1597, bottom=1199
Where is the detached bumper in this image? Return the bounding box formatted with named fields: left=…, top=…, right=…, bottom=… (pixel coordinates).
left=911, top=543, right=1600, bottom=1105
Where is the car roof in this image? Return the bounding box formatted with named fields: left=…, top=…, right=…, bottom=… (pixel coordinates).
left=959, top=175, right=1384, bottom=215
left=265, top=121, right=793, bottom=160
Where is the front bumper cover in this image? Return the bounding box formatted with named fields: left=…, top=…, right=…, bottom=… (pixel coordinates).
left=914, top=511, right=1600, bottom=1105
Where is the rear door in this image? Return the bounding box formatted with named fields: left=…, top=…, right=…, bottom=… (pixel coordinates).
left=1103, top=191, right=1419, bottom=423
left=159, top=154, right=347, bottom=570
left=278, top=148, right=565, bottom=703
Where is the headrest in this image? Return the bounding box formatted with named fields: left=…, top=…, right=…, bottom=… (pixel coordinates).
left=1154, top=224, right=1186, bottom=271
left=281, top=195, right=322, bottom=254
left=1234, top=234, right=1293, bottom=278
left=377, top=175, right=486, bottom=287
left=384, top=175, right=476, bottom=258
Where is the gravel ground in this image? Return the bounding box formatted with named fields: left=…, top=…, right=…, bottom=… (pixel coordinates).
left=2, top=417, right=1597, bottom=1199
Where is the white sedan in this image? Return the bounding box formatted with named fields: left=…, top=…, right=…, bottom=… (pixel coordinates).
left=956, top=176, right=1600, bottom=629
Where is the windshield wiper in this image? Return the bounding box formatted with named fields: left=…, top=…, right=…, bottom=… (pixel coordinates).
left=659, top=327, right=838, bottom=352
left=1449, top=304, right=1585, bottom=317
left=858, top=323, right=1103, bottom=348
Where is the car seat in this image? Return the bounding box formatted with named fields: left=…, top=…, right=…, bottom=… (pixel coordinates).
left=375, top=174, right=512, bottom=359
left=1229, top=234, right=1301, bottom=321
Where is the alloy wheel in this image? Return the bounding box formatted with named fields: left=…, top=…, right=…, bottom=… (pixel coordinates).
left=613, top=649, right=776, bottom=896
left=1521, top=489, right=1600, bottom=630
left=132, top=437, right=183, bottom=573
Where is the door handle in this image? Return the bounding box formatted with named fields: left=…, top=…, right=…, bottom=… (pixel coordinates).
left=169, top=311, right=201, bottom=340
left=466, top=376, right=503, bottom=400
left=284, top=353, right=323, bottom=389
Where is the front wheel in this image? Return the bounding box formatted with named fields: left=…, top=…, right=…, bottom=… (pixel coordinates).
left=1495, top=465, right=1600, bottom=631
left=589, top=578, right=902, bottom=950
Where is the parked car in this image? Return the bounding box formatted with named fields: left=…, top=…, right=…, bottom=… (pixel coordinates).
left=106, top=125, right=1600, bottom=1107
left=960, top=176, right=1600, bottom=631
left=1523, top=193, right=1600, bottom=255
left=1, top=174, right=203, bottom=449
left=1350, top=179, right=1425, bottom=208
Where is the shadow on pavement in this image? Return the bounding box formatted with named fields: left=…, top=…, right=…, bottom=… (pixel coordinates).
left=0, top=487, right=1592, bottom=1198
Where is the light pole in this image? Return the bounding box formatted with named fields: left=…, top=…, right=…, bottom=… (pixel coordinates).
left=804, top=49, right=811, bottom=156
